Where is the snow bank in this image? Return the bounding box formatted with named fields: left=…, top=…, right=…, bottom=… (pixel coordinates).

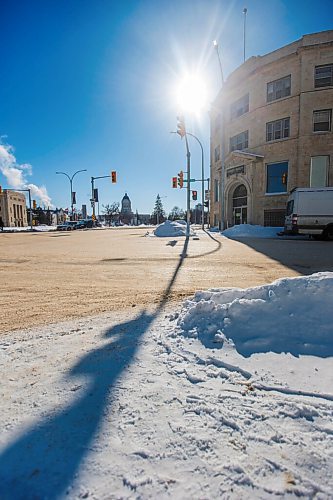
left=33, top=225, right=57, bottom=232
left=222, top=224, right=283, bottom=238
left=2, top=225, right=56, bottom=232
left=177, top=272, right=333, bottom=357
left=154, top=220, right=193, bottom=237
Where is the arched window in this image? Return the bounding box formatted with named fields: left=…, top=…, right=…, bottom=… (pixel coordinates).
left=232, top=184, right=247, bottom=207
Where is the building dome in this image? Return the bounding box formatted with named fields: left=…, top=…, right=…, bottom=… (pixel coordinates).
left=121, top=193, right=132, bottom=214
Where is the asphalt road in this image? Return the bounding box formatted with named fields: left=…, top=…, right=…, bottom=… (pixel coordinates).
left=1, top=227, right=332, bottom=333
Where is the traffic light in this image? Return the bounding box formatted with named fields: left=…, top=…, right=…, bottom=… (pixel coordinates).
left=176, top=115, right=186, bottom=138
left=192, top=190, right=197, bottom=201
left=33, top=200, right=37, bottom=210
left=111, top=171, right=117, bottom=183
left=93, top=188, right=99, bottom=202
left=172, top=177, right=177, bottom=188
left=178, top=170, right=184, bottom=188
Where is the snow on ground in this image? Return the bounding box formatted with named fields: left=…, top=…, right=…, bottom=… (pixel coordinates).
left=222, top=224, right=283, bottom=239
left=2, top=225, right=57, bottom=232
left=0, top=274, right=332, bottom=498
left=154, top=220, right=194, bottom=237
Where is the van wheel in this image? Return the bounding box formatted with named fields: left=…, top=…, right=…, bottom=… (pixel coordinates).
left=323, top=225, right=333, bottom=241
left=313, top=234, right=323, bottom=241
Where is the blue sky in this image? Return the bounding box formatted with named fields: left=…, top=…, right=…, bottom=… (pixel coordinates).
left=1, top=0, right=332, bottom=215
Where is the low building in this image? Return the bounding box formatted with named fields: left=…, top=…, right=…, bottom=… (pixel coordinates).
left=210, top=30, right=333, bottom=227
left=0, top=189, right=28, bottom=227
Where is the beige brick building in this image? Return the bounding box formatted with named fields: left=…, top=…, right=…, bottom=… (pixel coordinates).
left=210, top=30, right=333, bottom=228
left=0, top=190, right=28, bottom=227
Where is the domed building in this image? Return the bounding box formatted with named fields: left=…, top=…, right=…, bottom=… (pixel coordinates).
left=121, top=193, right=132, bottom=214
left=119, top=193, right=134, bottom=224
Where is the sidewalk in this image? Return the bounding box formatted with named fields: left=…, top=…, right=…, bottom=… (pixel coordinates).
left=0, top=301, right=332, bottom=499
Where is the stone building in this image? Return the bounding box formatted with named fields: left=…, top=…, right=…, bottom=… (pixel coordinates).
left=0, top=189, right=28, bottom=227
left=210, top=30, right=333, bottom=227
left=119, top=192, right=134, bottom=225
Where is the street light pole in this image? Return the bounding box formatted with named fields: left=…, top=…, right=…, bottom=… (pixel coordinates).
left=56, top=169, right=87, bottom=219
left=213, top=40, right=225, bottom=231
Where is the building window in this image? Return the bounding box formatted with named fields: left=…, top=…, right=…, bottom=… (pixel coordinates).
left=230, top=130, right=248, bottom=152
left=315, top=64, right=333, bottom=88
left=230, top=93, right=249, bottom=120
left=267, top=75, right=291, bottom=102
left=266, top=117, right=290, bottom=141
left=214, top=179, right=219, bottom=202
left=313, top=109, right=331, bottom=132
left=266, top=161, right=288, bottom=194
left=310, top=156, right=329, bottom=187
left=214, top=145, right=220, bottom=162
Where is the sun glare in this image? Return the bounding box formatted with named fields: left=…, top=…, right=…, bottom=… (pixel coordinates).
left=176, top=74, right=207, bottom=114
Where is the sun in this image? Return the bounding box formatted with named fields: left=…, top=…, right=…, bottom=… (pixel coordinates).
left=176, top=73, right=207, bottom=114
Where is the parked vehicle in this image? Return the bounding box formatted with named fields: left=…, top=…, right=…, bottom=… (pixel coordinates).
left=75, top=220, right=88, bottom=229
left=284, top=187, right=333, bottom=240
left=56, top=221, right=77, bottom=231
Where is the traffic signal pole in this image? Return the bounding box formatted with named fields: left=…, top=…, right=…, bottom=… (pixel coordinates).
left=185, top=132, right=205, bottom=230
left=91, top=173, right=117, bottom=220
left=184, top=134, right=191, bottom=237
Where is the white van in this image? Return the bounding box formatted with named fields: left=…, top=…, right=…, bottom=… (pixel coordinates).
left=284, top=187, right=333, bottom=240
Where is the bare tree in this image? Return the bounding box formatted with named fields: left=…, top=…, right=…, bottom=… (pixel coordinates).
left=102, top=202, right=120, bottom=226
left=168, top=206, right=185, bottom=221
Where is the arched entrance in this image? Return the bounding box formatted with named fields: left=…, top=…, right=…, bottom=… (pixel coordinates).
left=232, top=184, right=247, bottom=225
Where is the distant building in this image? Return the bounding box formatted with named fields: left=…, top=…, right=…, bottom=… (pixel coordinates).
left=0, top=189, right=28, bottom=227
left=119, top=192, right=134, bottom=224
left=210, top=29, right=333, bottom=228
left=118, top=193, right=151, bottom=225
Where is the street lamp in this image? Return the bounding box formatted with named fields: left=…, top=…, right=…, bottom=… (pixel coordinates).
left=213, top=40, right=225, bottom=230
left=56, top=169, right=87, bottom=219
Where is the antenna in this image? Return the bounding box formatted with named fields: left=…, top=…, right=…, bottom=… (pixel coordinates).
left=243, top=7, right=248, bottom=63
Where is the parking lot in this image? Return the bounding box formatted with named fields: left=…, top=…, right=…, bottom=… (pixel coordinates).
left=1, top=227, right=332, bottom=333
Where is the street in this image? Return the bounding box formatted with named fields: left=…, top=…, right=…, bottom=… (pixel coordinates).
left=1, top=227, right=332, bottom=333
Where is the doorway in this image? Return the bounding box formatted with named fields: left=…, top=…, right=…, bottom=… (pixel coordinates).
left=232, top=184, right=247, bottom=225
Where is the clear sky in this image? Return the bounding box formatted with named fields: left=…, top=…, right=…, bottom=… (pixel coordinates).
left=1, top=0, right=332, bottom=215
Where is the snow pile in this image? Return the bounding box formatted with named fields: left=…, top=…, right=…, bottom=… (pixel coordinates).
left=33, top=225, right=57, bottom=232
left=222, top=224, right=283, bottom=238
left=154, top=220, right=193, bottom=237
left=177, top=272, right=333, bottom=357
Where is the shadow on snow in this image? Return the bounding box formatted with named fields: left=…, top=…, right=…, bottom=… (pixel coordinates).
left=0, top=237, right=190, bottom=499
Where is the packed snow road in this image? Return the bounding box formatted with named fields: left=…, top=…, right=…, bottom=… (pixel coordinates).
left=1, top=227, right=332, bottom=333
